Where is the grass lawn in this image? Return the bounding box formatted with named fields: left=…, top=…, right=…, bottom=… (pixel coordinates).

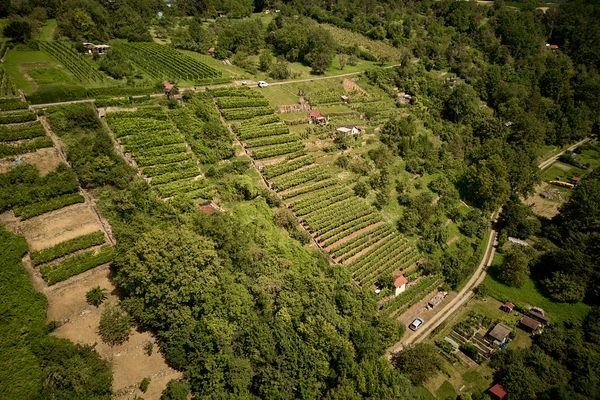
left=3, top=47, right=67, bottom=93
left=37, top=19, right=57, bottom=40
left=484, top=253, right=590, bottom=324
left=260, top=85, right=299, bottom=106
left=435, top=380, right=457, bottom=400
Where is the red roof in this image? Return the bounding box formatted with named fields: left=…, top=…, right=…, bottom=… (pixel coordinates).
left=489, top=383, right=508, bottom=400
left=549, top=44, right=559, bottom=49
left=309, top=110, right=323, bottom=119
left=394, top=275, right=408, bottom=287
left=198, top=204, right=217, bottom=214
left=503, top=302, right=514, bottom=311
left=163, top=81, right=175, bottom=91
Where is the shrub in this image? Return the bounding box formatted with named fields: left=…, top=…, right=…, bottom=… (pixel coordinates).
left=98, top=304, right=131, bottom=346
left=30, top=231, right=105, bottom=265
left=139, top=377, right=151, bottom=393
left=86, top=286, right=108, bottom=307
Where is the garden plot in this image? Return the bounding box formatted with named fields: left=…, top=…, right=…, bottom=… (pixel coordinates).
left=0, top=146, right=62, bottom=175
left=213, top=87, right=419, bottom=289
left=106, top=108, right=206, bottom=199
left=44, top=264, right=181, bottom=400
left=20, top=203, right=102, bottom=252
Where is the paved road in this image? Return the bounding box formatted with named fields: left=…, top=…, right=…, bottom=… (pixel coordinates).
left=388, top=137, right=592, bottom=353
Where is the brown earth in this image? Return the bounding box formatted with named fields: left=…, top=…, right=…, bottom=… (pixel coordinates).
left=525, top=182, right=565, bottom=219
left=0, top=147, right=62, bottom=175
left=20, top=203, right=102, bottom=251
left=343, top=78, right=367, bottom=95
left=45, top=265, right=182, bottom=400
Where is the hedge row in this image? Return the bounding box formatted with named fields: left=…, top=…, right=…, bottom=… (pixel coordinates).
left=0, top=111, right=37, bottom=124
left=0, top=136, right=52, bottom=156
left=0, top=122, right=45, bottom=142
left=30, top=231, right=105, bottom=266
left=13, top=193, right=84, bottom=220
left=41, top=245, right=114, bottom=285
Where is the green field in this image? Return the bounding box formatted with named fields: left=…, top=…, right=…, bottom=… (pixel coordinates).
left=484, top=253, right=590, bottom=324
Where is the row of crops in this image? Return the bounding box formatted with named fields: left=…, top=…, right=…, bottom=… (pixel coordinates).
left=0, top=66, right=17, bottom=96
left=0, top=117, right=53, bottom=157
left=113, top=42, right=227, bottom=84
left=39, top=41, right=107, bottom=83
left=106, top=107, right=207, bottom=199
left=213, top=87, right=421, bottom=291
left=0, top=112, right=113, bottom=285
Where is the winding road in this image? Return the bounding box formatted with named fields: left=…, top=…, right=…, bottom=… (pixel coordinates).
left=388, top=137, right=591, bottom=354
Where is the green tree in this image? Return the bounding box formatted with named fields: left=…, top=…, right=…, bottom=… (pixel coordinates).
left=444, top=84, right=480, bottom=123
left=161, top=379, right=190, bottom=400
left=259, top=50, right=273, bottom=72
left=498, top=246, right=530, bottom=288
left=392, top=344, right=442, bottom=384
left=98, top=303, right=132, bottom=346
left=3, top=19, right=32, bottom=42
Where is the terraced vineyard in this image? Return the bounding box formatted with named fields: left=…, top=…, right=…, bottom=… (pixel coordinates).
left=213, top=87, right=421, bottom=291
left=0, top=65, right=17, bottom=96
left=112, top=42, right=228, bottom=84
left=39, top=41, right=107, bottom=83
left=0, top=110, right=113, bottom=285
left=106, top=107, right=207, bottom=199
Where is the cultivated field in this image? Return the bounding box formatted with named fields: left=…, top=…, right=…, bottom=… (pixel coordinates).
left=212, top=87, right=422, bottom=311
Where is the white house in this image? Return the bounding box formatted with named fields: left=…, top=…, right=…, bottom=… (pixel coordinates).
left=394, top=275, right=408, bottom=296
left=335, top=125, right=361, bottom=136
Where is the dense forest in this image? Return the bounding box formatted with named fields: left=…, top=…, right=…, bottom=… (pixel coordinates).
left=1, top=0, right=599, bottom=399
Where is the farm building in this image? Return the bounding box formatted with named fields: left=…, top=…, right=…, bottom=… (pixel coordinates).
left=528, top=309, right=550, bottom=325
left=340, top=95, right=349, bottom=103
left=308, top=110, right=327, bottom=125
left=208, top=47, right=216, bottom=57
left=82, top=43, right=111, bottom=55
left=488, top=383, right=508, bottom=400
left=393, top=275, right=407, bottom=296
left=519, top=316, right=542, bottom=333
left=487, top=323, right=512, bottom=344
left=162, top=81, right=181, bottom=100
left=500, top=302, right=514, bottom=313
left=508, top=237, right=529, bottom=246
left=335, top=125, right=361, bottom=136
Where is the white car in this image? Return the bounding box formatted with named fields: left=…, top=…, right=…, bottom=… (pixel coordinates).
left=257, top=80, right=269, bottom=88
left=409, top=318, right=424, bottom=331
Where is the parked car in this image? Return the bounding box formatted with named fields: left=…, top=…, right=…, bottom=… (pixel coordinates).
left=409, top=318, right=424, bottom=331
left=258, top=80, right=269, bottom=88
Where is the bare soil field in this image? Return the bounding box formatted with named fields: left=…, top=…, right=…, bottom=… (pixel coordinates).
left=20, top=203, right=102, bottom=251
left=46, top=265, right=181, bottom=400
left=525, top=182, right=565, bottom=219
left=0, top=147, right=62, bottom=175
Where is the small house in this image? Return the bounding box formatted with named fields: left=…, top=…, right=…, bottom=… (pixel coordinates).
left=570, top=176, right=580, bottom=185
left=488, top=383, right=508, bottom=400
left=397, top=92, right=412, bottom=105
left=519, top=316, right=542, bottom=333
left=528, top=310, right=550, bottom=325
left=340, top=95, right=349, bottom=104
left=308, top=110, right=327, bottom=125
left=487, top=323, right=512, bottom=344
left=162, top=81, right=181, bottom=100
left=546, top=43, right=559, bottom=50
left=82, top=42, right=110, bottom=55
left=508, top=237, right=529, bottom=246
left=335, top=125, right=361, bottom=136
left=500, top=302, right=514, bottom=313
left=208, top=47, right=216, bottom=57
left=393, top=275, right=407, bottom=296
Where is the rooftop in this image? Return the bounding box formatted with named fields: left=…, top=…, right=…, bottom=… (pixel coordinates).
left=489, top=383, right=508, bottom=400
left=394, top=275, right=407, bottom=287
left=488, top=323, right=512, bottom=342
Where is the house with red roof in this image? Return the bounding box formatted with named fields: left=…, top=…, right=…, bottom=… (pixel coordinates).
left=394, top=275, right=407, bottom=296
left=488, top=383, right=508, bottom=400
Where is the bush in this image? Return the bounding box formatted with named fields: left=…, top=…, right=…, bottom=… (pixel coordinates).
left=161, top=380, right=190, bottom=400
left=40, top=245, right=114, bottom=285
left=139, top=377, right=151, bottom=393
left=98, top=304, right=132, bottom=346
left=86, top=286, right=108, bottom=307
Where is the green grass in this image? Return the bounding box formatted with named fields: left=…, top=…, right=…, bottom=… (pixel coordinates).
left=37, top=19, right=57, bottom=41
left=484, top=253, right=590, bottom=324
left=414, top=385, right=437, bottom=400
left=2, top=47, right=70, bottom=93
left=435, top=380, right=456, bottom=400
left=260, top=85, right=299, bottom=106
